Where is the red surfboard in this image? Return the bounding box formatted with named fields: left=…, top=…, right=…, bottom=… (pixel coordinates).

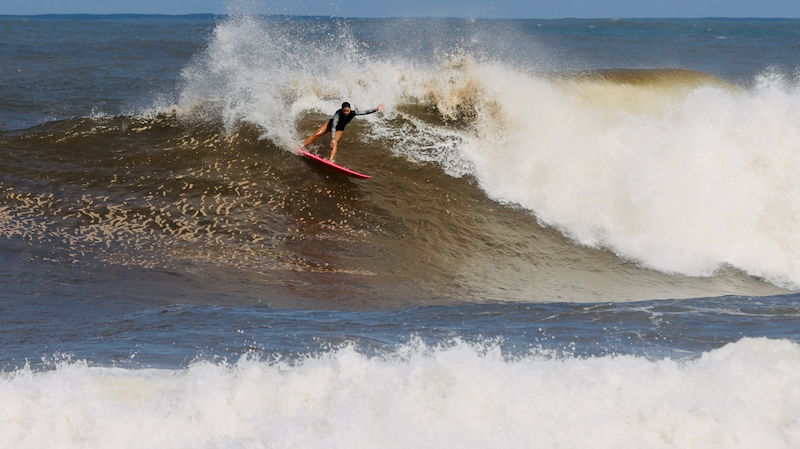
left=299, top=149, right=371, bottom=179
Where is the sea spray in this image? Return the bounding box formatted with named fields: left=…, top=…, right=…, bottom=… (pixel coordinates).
left=178, top=14, right=387, bottom=148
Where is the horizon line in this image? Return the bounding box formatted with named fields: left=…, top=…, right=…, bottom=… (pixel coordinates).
left=1, top=13, right=799, bottom=21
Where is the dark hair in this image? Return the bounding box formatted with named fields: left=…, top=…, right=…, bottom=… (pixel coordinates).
left=341, top=102, right=351, bottom=109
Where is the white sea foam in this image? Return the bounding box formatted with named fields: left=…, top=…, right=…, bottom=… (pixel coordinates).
left=2, top=338, right=799, bottom=448
left=179, top=15, right=800, bottom=290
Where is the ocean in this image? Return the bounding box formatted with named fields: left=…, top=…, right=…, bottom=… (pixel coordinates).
left=1, top=13, right=800, bottom=448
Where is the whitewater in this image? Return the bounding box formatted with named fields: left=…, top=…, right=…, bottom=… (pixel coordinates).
left=3, top=339, right=800, bottom=449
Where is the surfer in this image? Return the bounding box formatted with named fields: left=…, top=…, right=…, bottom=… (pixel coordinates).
left=300, top=102, right=385, bottom=162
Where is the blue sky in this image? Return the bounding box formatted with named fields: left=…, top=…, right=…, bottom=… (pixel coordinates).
left=3, top=0, right=800, bottom=18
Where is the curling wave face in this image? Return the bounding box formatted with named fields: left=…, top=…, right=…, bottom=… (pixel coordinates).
left=175, top=15, right=800, bottom=296
left=1, top=15, right=798, bottom=305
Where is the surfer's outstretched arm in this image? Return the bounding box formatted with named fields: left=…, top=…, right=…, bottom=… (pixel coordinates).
left=353, top=103, right=385, bottom=116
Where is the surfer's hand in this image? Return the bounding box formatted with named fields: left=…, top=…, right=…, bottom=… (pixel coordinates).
left=377, top=103, right=385, bottom=111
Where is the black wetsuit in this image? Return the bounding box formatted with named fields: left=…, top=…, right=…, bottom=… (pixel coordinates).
left=328, top=107, right=378, bottom=140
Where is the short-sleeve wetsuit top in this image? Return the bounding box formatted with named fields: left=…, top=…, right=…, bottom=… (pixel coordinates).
left=328, top=107, right=379, bottom=140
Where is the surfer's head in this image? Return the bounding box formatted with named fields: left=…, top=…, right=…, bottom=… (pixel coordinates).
left=341, top=102, right=351, bottom=115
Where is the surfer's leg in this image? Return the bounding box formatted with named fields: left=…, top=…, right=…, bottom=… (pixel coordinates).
left=302, top=122, right=331, bottom=147
left=329, top=130, right=344, bottom=162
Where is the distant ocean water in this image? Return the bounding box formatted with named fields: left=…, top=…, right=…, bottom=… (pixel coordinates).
left=1, top=14, right=800, bottom=448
